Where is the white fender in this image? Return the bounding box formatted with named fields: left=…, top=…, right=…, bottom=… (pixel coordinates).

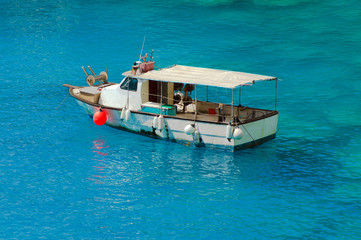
left=184, top=124, right=196, bottom=135
left=158, top=115, right=165, bottom=131
left=233, top=127, right=244, bottom=140
left=125, top=109, right=131, bottom=121
left=193, top=129, right=201, bottom=143
left=120, top=107, right=126, bottom=120
left=152, top=116, right=158, bottom=129
left=226, top=124, right=233, bottom=140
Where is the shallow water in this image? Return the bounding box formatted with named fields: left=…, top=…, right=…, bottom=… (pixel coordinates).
left=1, top=0, right=361, bottom=239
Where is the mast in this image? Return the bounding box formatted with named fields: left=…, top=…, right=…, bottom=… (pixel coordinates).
left=139, top=37, right=146, bottom=61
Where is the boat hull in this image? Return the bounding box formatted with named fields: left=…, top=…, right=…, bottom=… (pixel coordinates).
left=76, top=99, right=279, bottom=151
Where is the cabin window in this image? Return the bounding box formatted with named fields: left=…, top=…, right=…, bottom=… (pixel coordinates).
left=120, top=77, right=138, bottom=91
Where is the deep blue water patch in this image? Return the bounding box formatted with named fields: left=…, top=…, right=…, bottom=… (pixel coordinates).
left=1, top=0, right=361, bottom=239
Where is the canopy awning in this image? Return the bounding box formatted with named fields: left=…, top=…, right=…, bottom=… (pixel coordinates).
left=134, top=65, right=276, bottom=89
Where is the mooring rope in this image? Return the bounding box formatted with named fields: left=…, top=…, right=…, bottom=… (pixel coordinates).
left=241, top=123, right=273, bottom=161
left=56, top=93, right=70, bottom=110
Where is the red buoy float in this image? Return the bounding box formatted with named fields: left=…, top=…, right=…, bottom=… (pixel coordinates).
left=93, top=110, right=107, bottom=125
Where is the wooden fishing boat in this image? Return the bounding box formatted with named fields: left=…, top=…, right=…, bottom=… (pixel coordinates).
left=63, top=54, right=279, bottom=151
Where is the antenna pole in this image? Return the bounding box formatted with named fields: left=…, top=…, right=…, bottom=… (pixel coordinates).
left=139, top=37, right=146, bottom=61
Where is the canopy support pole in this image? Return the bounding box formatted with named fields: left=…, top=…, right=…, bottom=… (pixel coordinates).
left=238, top=86, right=241, bottom=116
left=127, top=78, right=130, bottom=108
left=160, top=82, right=163, bottom=115
left=206, top=86, right=208, bottom=102
left=194, top=85, right=198, bottom=121
left=231, top=88, right=234, bottom=121
left=275, top=79, right=278, bottom=110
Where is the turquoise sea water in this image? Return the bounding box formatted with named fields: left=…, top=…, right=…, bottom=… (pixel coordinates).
left=1, top=0, right=361, bottom=239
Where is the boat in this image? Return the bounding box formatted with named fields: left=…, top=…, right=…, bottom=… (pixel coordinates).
left=63, top=52, right=279, bottom=151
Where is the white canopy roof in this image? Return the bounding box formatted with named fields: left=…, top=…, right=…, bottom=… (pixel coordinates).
left=136, top=65, right=276, bottom=89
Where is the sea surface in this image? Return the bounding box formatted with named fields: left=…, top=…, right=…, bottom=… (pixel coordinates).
left=1, top=0, right=361, bottom=239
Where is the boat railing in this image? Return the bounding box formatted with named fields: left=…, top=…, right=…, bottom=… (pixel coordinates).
left=141, top=92, right=272, bottom=122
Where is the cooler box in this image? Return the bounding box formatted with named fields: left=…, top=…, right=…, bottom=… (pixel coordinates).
left=140, top=102, right=176, bottom=116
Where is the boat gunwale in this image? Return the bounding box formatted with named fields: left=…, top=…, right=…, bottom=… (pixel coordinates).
left=67, top=86, right=279, bottom=126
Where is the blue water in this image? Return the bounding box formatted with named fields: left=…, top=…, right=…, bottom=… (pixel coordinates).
left=1, top=0, right=361, bottom=239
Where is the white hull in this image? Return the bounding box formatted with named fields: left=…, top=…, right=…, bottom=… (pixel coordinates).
left=77, top=100, right=278, bottom=150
